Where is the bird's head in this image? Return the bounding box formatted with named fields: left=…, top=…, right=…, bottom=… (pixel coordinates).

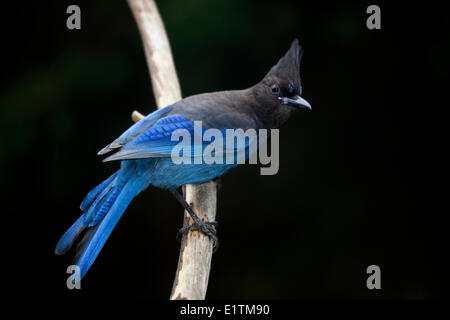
left=253, top=39, right=311, bottom=127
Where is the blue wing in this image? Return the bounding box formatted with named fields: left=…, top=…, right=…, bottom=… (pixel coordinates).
left=97, top=106, right=173, bottom=155
left=102, top=114, right=204, bottom=161
left=100, top=110, right=258, bottom=162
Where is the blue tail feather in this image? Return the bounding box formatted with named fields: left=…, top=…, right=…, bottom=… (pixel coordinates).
left=55, top=161, right=144, bottom=279
left=55, top=172, right=119, bottom=255
left=80, top=171, right=119, bottom=211
left=82, top=183, right=114, bottom=226
left=89, top=184, right=124, bottom=226
left=74, top=177, right=142, bottom=279
left=55, top=215, right=86, bottom=255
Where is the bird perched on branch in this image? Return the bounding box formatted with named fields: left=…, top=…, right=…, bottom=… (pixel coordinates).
left=55, top=39, right=311, bottom=280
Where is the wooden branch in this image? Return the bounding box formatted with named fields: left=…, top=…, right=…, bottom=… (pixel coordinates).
left=127, top=0, right=217, bottom=300
left=131, top=110, right=145, bottom=122
left=127, top=0, right=181, bottom=106
left=170, top=182, right=217, bottom=300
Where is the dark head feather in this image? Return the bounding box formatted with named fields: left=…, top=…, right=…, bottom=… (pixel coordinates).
left=264, top=39, right=303, bottom=87
left=252, top=39, right=308, bottom=128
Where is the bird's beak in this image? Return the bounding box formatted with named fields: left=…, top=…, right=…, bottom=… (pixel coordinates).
left=279, top=95, right=312, bottom=110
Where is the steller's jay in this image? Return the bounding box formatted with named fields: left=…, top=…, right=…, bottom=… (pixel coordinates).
left=55, top=39, right=311, bottom=280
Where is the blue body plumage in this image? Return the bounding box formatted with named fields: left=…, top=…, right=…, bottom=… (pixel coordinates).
left=55, top=111, right=239, bottom=278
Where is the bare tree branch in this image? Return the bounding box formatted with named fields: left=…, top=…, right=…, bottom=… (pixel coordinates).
left=127, top=0, right=217, bottom=300
left=127, top=0, right=181, bottom=106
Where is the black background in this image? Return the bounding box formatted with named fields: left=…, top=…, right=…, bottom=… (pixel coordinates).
left=2, top=0, right=447, bottom=300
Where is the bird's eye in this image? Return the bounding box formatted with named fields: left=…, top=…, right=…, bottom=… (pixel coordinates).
left=288, top=83, right=295, bottom=95
left=271, top=84, right=280, bottom=94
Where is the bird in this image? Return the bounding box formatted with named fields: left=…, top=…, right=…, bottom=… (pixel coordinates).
left=55, top=39, right=312, bottom=280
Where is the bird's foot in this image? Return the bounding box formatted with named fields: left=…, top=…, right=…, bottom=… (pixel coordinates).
left=177, top=221, right=219, bottom=252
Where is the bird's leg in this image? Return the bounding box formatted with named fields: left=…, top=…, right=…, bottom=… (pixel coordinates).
left=170, top=188, right=219, bottom=252
left=213, top=177, right=222, bottom=192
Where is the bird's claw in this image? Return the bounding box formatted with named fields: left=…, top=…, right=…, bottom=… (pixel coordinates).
left=177, top=221, right=219, bottom=252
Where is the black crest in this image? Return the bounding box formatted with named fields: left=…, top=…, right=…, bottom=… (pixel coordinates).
left=265, top=39, right=303, bottom=85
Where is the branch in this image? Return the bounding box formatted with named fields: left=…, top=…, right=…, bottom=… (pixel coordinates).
left=127, top=0, right=217, bottom=300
